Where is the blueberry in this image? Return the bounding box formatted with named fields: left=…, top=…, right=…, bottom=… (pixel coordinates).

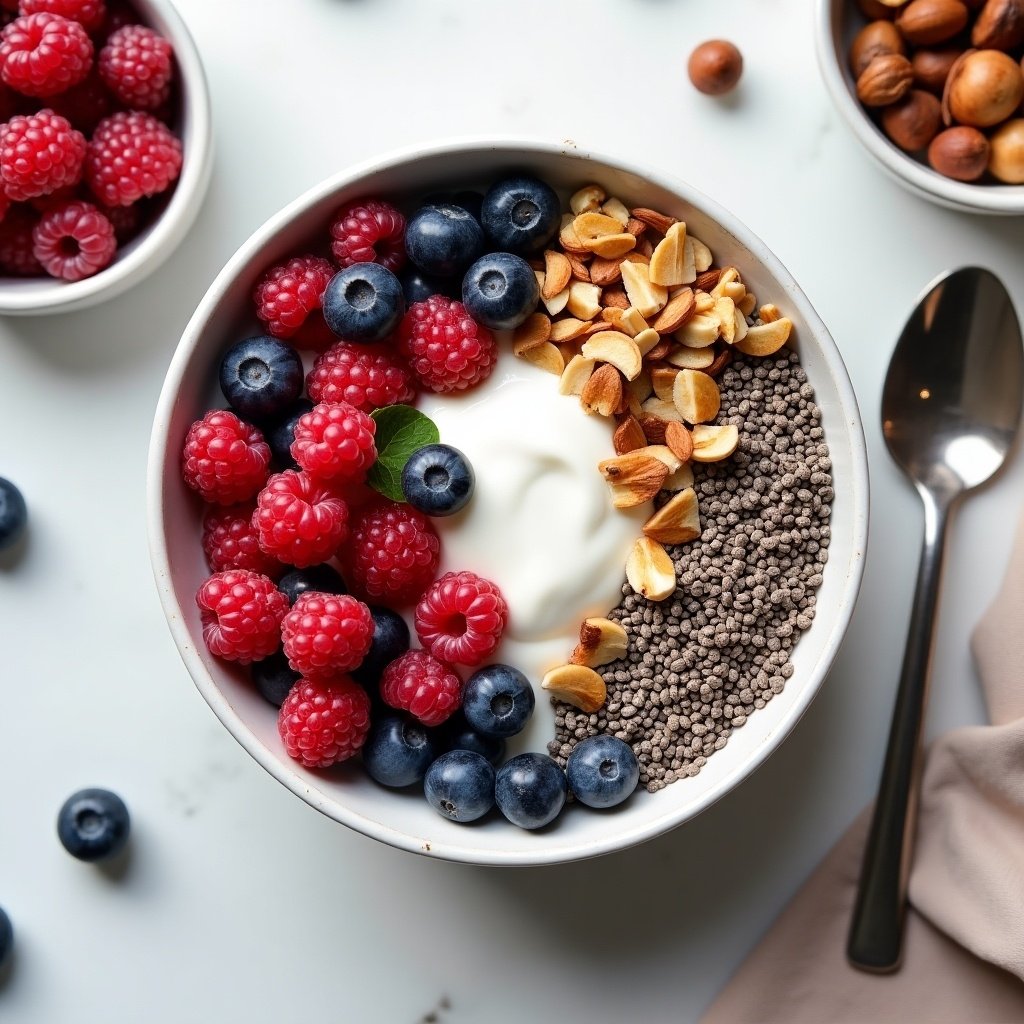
left=0, top=477, right=27, bottom=552
left=251, top=651, right=300, bottom=707
left=423, top=190, right=484, bottom=220
left=323, top=263, right=405, bottom=343
left=277, top=564, right=347, bottom=605
left=405, top=203, right=484, bottom=278
left=462, top=664, right=535, bottom=738
left=400, top=444, right=474, bottom=518
left=219, top=335, right=303, bottom=421
left=399, top=267, right=455, bottom=306
left=439, top=712, right=505, bottom=766
left=351, top=606, right=410, bottom=688
left=0, top=906, right=11, bottom=971
left=566, top=735, right=640, bottom=809
left=495, top=753, right=567, bottom=830
left=462, top=252, right=540, bottom=331
left=481, top=176, right=560, bottom=256
left=265, top=399, right=314, bottom=468
left=363, top=714, right=437, bottom=788
left=424, top=750, right=495, bottom=823
left=57, top=788, right=130, bottom=862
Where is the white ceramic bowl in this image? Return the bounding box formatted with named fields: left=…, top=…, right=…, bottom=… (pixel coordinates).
left=147, top=139, right=869, bottom=866
left=816, top=0, right=1024, bottom=215
left=0, top=0, right=212, bottom=315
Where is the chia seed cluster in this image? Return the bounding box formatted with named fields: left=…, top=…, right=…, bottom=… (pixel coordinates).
left=549, top=350, right=833, bottom=792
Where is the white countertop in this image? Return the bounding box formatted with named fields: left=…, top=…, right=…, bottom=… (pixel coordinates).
left=2, top=0, right=1022, bottom=1020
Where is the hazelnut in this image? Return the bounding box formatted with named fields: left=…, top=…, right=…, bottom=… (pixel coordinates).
left=988, top=117, right=1024, bottom=181
left=687, top=40, right=743, bottom=96
left=944, top=48, right=1024, bottom=126
left=971, top=0, right=1024, bottom=51
left=896, top=0, right=970, bottom=44
left=858, top=0, right=897, bottom=16
left=856, top=53, right=915, bottom=106
left=912, top=47, right=964, bottom=92
left=882, top=89, right=944, bottom=148
left=928, top=124, right=991, bottom=178
left=851, top=20, right=907, bottom=76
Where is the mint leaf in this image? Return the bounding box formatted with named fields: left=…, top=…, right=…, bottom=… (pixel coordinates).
left=367, top=405, right=440, bottom=502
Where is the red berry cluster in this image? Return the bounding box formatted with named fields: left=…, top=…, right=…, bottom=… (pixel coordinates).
left=0, top=3, right=183, bottom=282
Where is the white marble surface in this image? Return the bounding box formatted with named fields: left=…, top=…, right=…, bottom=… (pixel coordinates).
left=1, top=0, right=1022, bottom=1020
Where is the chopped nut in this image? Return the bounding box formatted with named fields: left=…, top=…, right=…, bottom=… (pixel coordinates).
left=619, top=307, right=649, bottom=337
left=695, top=267, right=723, bottom=291
left=734, top=317, right=792, bottom=357
left=648, top=222, right=688, bottom=287
left=580, top=362, right=623, bottom=416
left=627, top=366, right=653, bottom=404
left=603, top=287, right=629, bottom=309
left=673, top=368, right=722, bottom=424
left=620, top=260, right=668, bottom=318
left=571, top=617, right=629, bottom=668
left=638, top=412, right=669, bottom=444
left=566, top=252, right=591, bottom=282
left=651, top=365, right=679, bottom=402
left=710, top=267, right=741, bottom=299
left=567, top=281, right=603, bottom=321
left=542, top=250, right=572, bottom=298
left=535, top=271, right=570, bottom=316
left=573, top=212, right=637, bottom=258
left=690, top=236, right=713, bottom=272
left=641, top=396, right=684, bottom=422
left=676, top=313, right=720, bottom=349
left=652, top=288, right=696, bottom=333
left=511, top=312, right=552, bottom=354
left=640, top=444, right=683, bottom=473
left=630, top=207, right=677, bottom=235
left=758, top=303, right=782, bottom=323
left=520, top=342, right=564, bottom=376
left=613, top=415, right=647, bottom=454
left=558, top=354, right=596, bottom=395
left=541, top=664, right=607, bottom=713
left=705, top=346, right=733, bottom=378
left=570, top=184, right=606, bottom=215
left=694, top=291, right=715, bottom=315
left=550, top=317, right=591, bottom=343
left=633, top=327, right=661, bottom=356
left=643, top=487, right=701, bottom=545
left=646, top=339, right=671, bottom=361
left=625, top=217, right=648, bottom=238
left=625, top=536, right=676, bottom=601
left=580, top=331, right=643, bottom=380
left=737, top=292, right=757, bottom=317
left=601, top=197, right=630, bottom=227
left=665, top=346, right=714, bottom=370
left=665, top=420, right=694, bottom=462
left=714, top=295, right=739, bottom=345
left=589, top=255, right=626, bottom=287
left=664, top=461, right=695, bottom=492
left=598, top=451, right=669, bottom=508
left=559, top=213, right=590, bottom=255
left=690, top=423, right=740, bottom=462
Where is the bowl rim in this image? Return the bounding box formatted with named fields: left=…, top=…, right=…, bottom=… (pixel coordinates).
left=814, top=0, right=1024, bottom=216
left=147, top=136, right=870, bottom=866
left=0, top=0, right=214, bottom=315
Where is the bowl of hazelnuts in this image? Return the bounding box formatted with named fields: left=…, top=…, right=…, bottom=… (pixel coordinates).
left=816, top=0, right=1024, bottom=214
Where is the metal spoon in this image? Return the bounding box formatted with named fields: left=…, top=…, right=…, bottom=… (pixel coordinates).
left=847, top=267, right=1023, bottom=974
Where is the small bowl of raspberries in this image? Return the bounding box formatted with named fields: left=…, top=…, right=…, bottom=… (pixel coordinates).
left=0, top=0, right=211, bottom=314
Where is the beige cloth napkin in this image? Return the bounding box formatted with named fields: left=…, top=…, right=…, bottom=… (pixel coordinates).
left=702, top=514, right=1024, bottom=1024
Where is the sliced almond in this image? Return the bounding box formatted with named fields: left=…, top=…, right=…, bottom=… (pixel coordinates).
left=542, top=250, right=572, bottom=298
left=758, top=303, right=782, bottom=324
left=665, top=346, right=714, bottom=370
left=620, top=260, right=668, bottom=318
left=641, top=396, right=683, bottom=422
left=602, top=287, right=629, bottom=310
left=694, top=290, right=715, bottom=315
left=566, top=281, right=602, bottom=321
left=640, top=444, right=683, bottom=473
left=652, top=288, right=696, bottom=334
left=625, top=217, right=647, bottom=238
left=722, top=281, right=746, bottom=303
left=619, top=307, right=649, bottom=338
left=734, top=317, right=792, bottom=357
left=581, top=331, right=642, bottom=381
left=590, top=233, right=637, bottom=259
left=601, top=197, right=630, bottom=227
left=550, top=317, right=591, bottom=343
left=643, top=488, right=701, bottom=545
left=691, top=424, right=740, bottom=463
left=541, top=664, right=607, bottom=713
left=630, top=207, right=676, bottom=235
left=571, top=617, right=628, bottom=669
left=695, top=267, right=723, bottom=291
left=625, top=536, right=676, bottom=601
left=651, top=365, right=679, bottom=402
left=601, top=307, right=628, bottom=332
left=714, top=296, right=738, bottom=345
left=665, top=462, right=695, bottom=492
left=648, top=222, right=688, bottom=288
left=520, top=341, right=564, bottom=376
left=534, top=271, right=569, bottom=316
left=570, top=184, right=606, bottom=215
left=665, top=420, right=694, bottom=462
left=598, top=451, right=669, bottom=508
left=732, top=307, right=748, bottom=344
left=636, top=236, right=655, bottom=260
left=580, top=362, right=622, bottom=416
left=646, top=339, right=671, bottom=361
left=558, top=354, right=595, bottom=396
left=559, top=213, right=590, bottom=255
left=680, top=235, right=697, bottom=285
left=638, top=412, right=668, bottom=444
left=589, top=255, right=625, bottom=288
left=738, top=292, right=757, bottom=317
left=633, top=327, right=661, bottom=357
left=627, top=366, right=653, bottom=403
left=675, top=314, right=720, bottom=349
left=673, top=369, right=721, bottom=424
left=690, top=235, right=713, bottom=272
left=566, top=252, right=591, bottom=282
left=710, top=267, right=741, bottom=299
left=574, top=212, right=637, bottom=258
left=706, top=346, right=733, bottom=378
left=511, top=312, right=552, bottom=354
left=613, top=415, right=646, bottom=455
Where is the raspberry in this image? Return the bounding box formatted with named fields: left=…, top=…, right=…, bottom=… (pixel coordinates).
left=278, top=675, right=370, bottom=768
left=254, top=469, right=349, bottom=569
left=281, top=592, right=373, bottom=678
left=398, top=296, right=497, bottom=394
left=330, top=198, right=405, bottom=274
left=202, top=502, right=280, bottom=578
left=47, top=71, right=112, bottom=134
left=85, top=110, right=181, bottom=207
left=196, top=569, right=288, bottom=665
left=415, top=571, right=508, bottom=667
left=346, top=501, right=440, bottom=605
left=19, top=0, right=106, bottom=33
left=291, top=311, right=336, bottom=353
left=306, top=342, right=415, bottom=413
left=0, top=13, right=93, bottom=97
left=182, top=410, right=270, bottom=506
left=0, top=109, right=85, bottom=202
left=380, top=649, right=461, bottom=727
left=99, top=198, right=136, bottom=241
left=97, top=24, right=171, bottom=110
left=253, top=255, right=334, bottom=339
left=0, top=205, right=39, bottom=273
left=0, top=191, right=8, bottom=223
left=290, top=402, right=376, bottom=484
left=32, top=198, right=114, bottom=280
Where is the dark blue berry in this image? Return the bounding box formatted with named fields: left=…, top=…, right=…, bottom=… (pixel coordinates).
left=462, top=252, right=539, bottom=331
left=405, top=203, right=484, bottom=278
left=0, top=906, right=11, bottom=971
left=566, top=735, right=640, bottom=809
left=265, top=399, right=314, bottom=469
left=400, top=443, right=474, bottom=517
left=251, top=651, right=300, bottom=707
left=462, top=664, right=535, bottom=738
left=0, top=477, right=27, bottom=552
left=424, top=750, right=495, bottom=823
left=57, top=788, right=130, bottom=862
left=495, top=753, right=567, bottom=830
left=323, top=263, right=405, bottom=343
left=277, top=564, right=347, bottom=605
left=481, top=176, right=560, bottom=256
left=352, top=606, right=410, bottom=688
left=399, top=267, right=455, bottom=306
left=363, top=714, right=437, bottom=788
left=424, top=190, right=484, bottom=220
left=439, top=711, right=505, bottom=766
left=219, top=335, right=303, bottom=421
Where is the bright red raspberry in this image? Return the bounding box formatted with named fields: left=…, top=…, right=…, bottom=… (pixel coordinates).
left=254, top=469, right=349, bottom=569
left=278, top=675, right=370, bottom=768
left=347, top=501, right=440, bottom=605
left=253, top=254, right=334, bottom=339
left=380, top=649, right=461, bottom=727
left=196, top=569, right=288, bottom=665
left=291, top=311, right=336, bottom=353
left=85, top=110, right=181, bottom=207
left=281, top=592, right=373, bottom=678
left=47, top=71, right=112, bottom=134
left=98, top=23, right=171, bottom=110
left=307, top=342, right=415, bottom=413
left=182, top=410, right=270, bottom=506
left=19, top=0, right=106, bottom=33
left=330, top=198, right=405, bottom=274
left=415, top=571, right=508, bottom=667
left=32, top=198, right=114, bottom=280
left=0, top=204, right=39, bottom=273
left=202, top=502, right=281, bottom=578
left=0, top=109, right=85, bottom=202
left=0, top=13, right=93, bottom=97
left=290, top=402, right=376, bottom=484
left=398, top=296, right=497, bottom=394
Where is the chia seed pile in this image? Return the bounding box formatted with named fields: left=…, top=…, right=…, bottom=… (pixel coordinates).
left=549, top=350, right=833, bottom=792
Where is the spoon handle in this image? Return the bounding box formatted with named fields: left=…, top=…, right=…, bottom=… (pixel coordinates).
left=847, top=493, right=952, bottom=973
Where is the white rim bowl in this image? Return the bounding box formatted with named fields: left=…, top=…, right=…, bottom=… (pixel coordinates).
left=0, top=0, right=213, bottom=315
left=147, top=138, right=869, bottom=866
left=815, top=0, right=1024, bottom=215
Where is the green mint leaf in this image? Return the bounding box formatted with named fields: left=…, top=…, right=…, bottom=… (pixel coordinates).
left=367, top=405, right=440, bottom=502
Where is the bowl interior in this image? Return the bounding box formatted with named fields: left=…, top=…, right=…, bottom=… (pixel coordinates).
left=149, top=142, right=868, bottom=865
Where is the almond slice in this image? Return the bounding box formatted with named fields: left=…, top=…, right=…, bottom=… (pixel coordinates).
left=571, top=617, right=628, bottom=668
left=652, top=288, right=696, bottom=334
left=567, top=281, right=602, bottom=321
left=664, top=420, right=694, bottom=462
left=520, top=341, right=564, bottom=376
left=695, top=267, right=723, bottom=291
left=543, top=250, right=572, bottom=298
left=648, top=222, right=688, bottom=288
left=625, top=537, right=676, bottom=601
left=646, top=339, right=672, bottom=361
left=734, top=317, right=792, bottom=357
left=598, top=451, right=669, bottom=508
left=559, top=213, right=590, bottom=255
left=570, top=184, right=606, bottom=215
left=710, top=267, right=741, bottom=299
left=690, top=235, right=713, bottom=272
left=535, top=271, right=569, bottom=316
left=541, top=664, right=607, bottom=713
left=651, top=366, right=679, bottom=402
left=566, top=252, right=591, bottom=282
left=574, top=212, right=636, bottom=256
left=738, top=292, right=757, bottom=317
left=643, top=488, right=701, bottom=545
left=558, top=354, right=595, bottom=396
left=665, top=346, right=714, bottom=369
left=628, top=365, right=653, bottom=403
left=694, top=290, right=715, bottom=315
left=613, top=415, right=646, bottom=454
left=673, top=369, right=721, bottom=424
left=589, top=255, right=625, bottom=288
left=638, top=412, right=669, bottom=444
left=665, top=462, right=695, bottom=492
left=590, top=233, right=637, bottom=259
left=633, top=327, right=661, bottom=357
left=581, top=331, right=642, bottom=381
left=758, top=303, right=782, bottom=324
left=630, top=207, right=676, bottom=235
left=602, top=287, right=629, bottom=310
left=714, top=296, right=738, bottom=345
left=620, top=260, right=668, bottom=318
left=619, top=307, right=649, bottom=338
left=706, top=346, right=733, bottom=378
left=511, top=312, right=552, bottom=354
left=580, top=362, right=622, bottom=416
left=680, top=235, right=697, bottom=285
left=625, top=217, right=647, bottom=238
left=690, top=424, right=739, bottom=463
left=675, top=313, right=719, bottom=349
left=640, top=444, right=683, bottom=473
left=733, top=307, right=748, bottom=344
left=641, top=395, right=684, bottom=422
left=601, top=307, right=628, bottom=332
left=601, top=197, right=630, bottom=227
left=550, top=317, right=591, bottom=343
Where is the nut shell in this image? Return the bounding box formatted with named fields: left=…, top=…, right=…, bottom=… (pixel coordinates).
left=988, top=117, right=1024, bottom=181
left=687, top=40, right=743, bottom=96
left=972, top=0, right=1024, bottom=50
left=928, top=124, right=991, bottom=178
left=912, top=47, right=963, bottom=93
left=944, top=48, right=1024, bottom=126
left=882, top=89, right=944, bottom=148
left=896, top=0, right=970, bottom=44
left=851, top=20, right=907, bottom=76
left=857, top=53, right=915, bottom=105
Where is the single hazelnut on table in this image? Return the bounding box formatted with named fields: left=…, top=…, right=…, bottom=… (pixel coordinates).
left=896, top=0, right=970, bottom=45
left=928, top=124, right=991, bottom=178
left=882, top=89, right=944, bottom=148
left=912, top=47, right=964, bottom=93
left=850, top=20, right=907, bottom=77
left=944, top=49, right=1024, bottom=126
left=988, top=117, right=1024, bottom=181
left=971, top=0, right=1024, bottom=51
left=687, top=40, right=743, bottom=96
left=856, top=52, right=915, bottom=106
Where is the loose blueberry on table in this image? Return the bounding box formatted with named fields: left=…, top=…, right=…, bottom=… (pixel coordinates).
left=0, top=476, right=27, bottom=551
left=57, top=788, right=130, bottom=862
